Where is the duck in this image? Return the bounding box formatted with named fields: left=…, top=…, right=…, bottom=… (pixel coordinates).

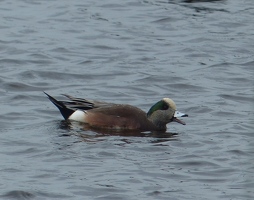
left=44, top=92, right=188, bottom=131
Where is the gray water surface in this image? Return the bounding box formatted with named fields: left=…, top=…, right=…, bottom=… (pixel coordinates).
left=0, top=0, right=253, bottom=199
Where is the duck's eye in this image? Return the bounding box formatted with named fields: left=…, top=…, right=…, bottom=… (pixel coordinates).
left=161, top=104, right=169, bottom=110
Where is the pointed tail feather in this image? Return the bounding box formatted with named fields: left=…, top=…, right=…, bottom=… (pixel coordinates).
left=44, top=92, right=74, bottom=120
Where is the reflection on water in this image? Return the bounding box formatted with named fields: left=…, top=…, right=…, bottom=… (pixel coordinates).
left=0, top=190, right=35, bottom=200
left=183, top=0, right=224, bottom=2
left=58, top=120, right=179, bottom=143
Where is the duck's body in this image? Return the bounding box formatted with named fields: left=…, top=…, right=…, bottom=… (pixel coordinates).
left=44, top=92, right=188, bottom=131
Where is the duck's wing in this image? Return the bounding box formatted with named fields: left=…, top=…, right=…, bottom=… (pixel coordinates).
left=61, top=94, right=115, bottom=110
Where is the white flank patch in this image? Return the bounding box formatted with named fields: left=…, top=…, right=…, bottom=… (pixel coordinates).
left=69, top=110, right=86, bottom=122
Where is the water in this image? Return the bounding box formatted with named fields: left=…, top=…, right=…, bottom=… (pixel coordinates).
left=0, top=0, right=253, bottom=199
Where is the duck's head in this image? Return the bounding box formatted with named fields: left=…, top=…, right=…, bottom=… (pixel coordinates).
left=147, top=98, right=188, bottom=130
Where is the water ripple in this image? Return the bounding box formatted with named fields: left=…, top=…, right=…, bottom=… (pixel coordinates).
left=0, top=0, right=253, bottom=200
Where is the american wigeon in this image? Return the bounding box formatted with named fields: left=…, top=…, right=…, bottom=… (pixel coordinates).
left=44, top=92, right=188, bottom=131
